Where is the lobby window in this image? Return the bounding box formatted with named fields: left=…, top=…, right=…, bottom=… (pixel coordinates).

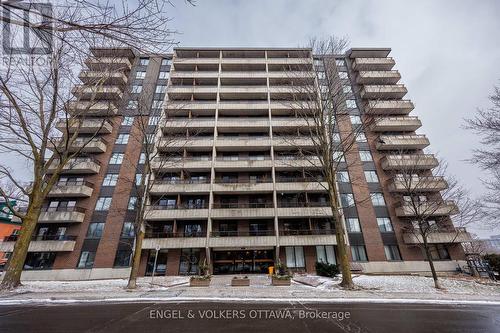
left=135, top=71, right=146, bottom=79
left=341, top=193, right=355, bottom=207
left=95, top=197, right=112, bottom=210
left=102, top=173, right=119, bottom=186
left=122, top=116, right=134, bottom=126
left=77, top=251, right=95, bottom=268
left=384, top=245, right=402, bottom=261
left=159, top=71, right=169, bottom=79
left=179, top=248, right=200, bottom=275
left=115, top=134, right=129, bottom=144
left=337, top=171, right=350, bottom=183
left=346, top=218, right=361, bottom=233
left=377, top=218, right=393, bottom=232
left=121, top=222, right=135, bottom=238
left=350, top=115, right=362, bottom=125
left=364, top=171, right=379, bottom=183
left=114, top=250, right=132, bottom=267
left=128, top=196, right=137, bottom=210
left=351, top=245, right=368, bottom=262
left=86, top=223, right=104, bottom=239
left=139, top=58, right=149, bottom=66
left=109, top=153, right=124, bottom=164
left=285, top=246, right=305, bottom=268
left=359, top=150, right=373, bottom=162
left=316, top=245, right=336, bottom=265
left=371, top=193, right=386, bottom=206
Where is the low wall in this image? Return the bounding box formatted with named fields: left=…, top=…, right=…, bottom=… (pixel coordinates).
left=18, top=268, right=131, bottom=281
left=359, top=260, right=465, bottom=274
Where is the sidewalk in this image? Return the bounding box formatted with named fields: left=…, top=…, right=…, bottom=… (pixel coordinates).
left=1, top=274, right=499, bottom=305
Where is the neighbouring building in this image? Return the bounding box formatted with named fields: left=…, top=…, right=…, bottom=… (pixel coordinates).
left=0, top=201, right=22, bottom=268
left=0, top=47, right=473, bottom=280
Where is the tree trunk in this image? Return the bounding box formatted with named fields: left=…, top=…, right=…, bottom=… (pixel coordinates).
left=127, top=227, right=145, bottom=289
left=0, top=210, right=39, bottom=290
left=423, top=238, right=441, bottom=289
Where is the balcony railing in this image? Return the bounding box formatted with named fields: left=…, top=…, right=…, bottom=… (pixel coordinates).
left=41, top=206, right=86, bottom=213
left=144, top=231, right=205, bottom=238
left=4, top=235, right=78, bottom=242
left=215, top=156, right=271, bottom=161
left=212, top=202, right=274, bottom=209
left=278, top=201, right=330, bottom=208
left=55, top=180, right=94, bottom=188
left=154, top=179, right=210, bottom=185
left=278, top=229, right=335, bottom=236
left=210, top=230, right=275, bottom=237
left=148, top=204, right=209, bottom=210
left=213, top=178, right=271, bottom=184
left=275, top=176, right=325, bottom=183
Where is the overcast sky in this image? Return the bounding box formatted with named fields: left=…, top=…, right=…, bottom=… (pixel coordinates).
left=168, top=0, right=500, bottom=236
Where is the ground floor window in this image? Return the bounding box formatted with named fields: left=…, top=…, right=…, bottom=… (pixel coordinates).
left=426, top=244, right=451, bottom=260
left=351, top=245, right=368, bottom=262
left=77, top=251, right=95, bottom=268
left=285, top=246, right=305, bottom=268
left=384, top=245, right=402, bottom=261
left=114, top=249, right=132, bottom=267
left=316, top=245, right=336, bottom=265
left=212, top=250, right=273, bottom=274
left=146, top=249, right=168, bottom=276
left=179, top=248, right=200, bottom=275
left=24, top=252, right=56, bottom=270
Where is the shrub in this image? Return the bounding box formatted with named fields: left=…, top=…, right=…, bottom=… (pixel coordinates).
left=315, top=261, right=339, bottom=278
left=483, top=254, right=500, bottom=273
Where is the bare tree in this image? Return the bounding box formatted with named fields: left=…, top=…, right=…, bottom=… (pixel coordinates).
left=281, top=36, right=377, bottom=289
left=0, top=0, right=192, bottom=289
left=386, top=155, right=480, bottom=288
left=464, top=84, right=500, bottom=227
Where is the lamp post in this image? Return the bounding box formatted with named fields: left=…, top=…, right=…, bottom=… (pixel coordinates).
left=151, top=245, right=160, bottom=284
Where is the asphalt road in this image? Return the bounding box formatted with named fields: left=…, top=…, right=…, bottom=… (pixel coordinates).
left=0, top=301, right=498, bottom=333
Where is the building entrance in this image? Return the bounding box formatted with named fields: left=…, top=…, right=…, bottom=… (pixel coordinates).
left=212, top=249, right=274, bottom=274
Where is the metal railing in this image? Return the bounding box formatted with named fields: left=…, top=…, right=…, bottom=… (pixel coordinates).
left=275, top=176, right=325, bottom=183
left=54, top=180, right=94, bottom=187
left=42, top=206, right=86, bottom=213
left=3, top=235, right=78, bottom=242
left=144, top=231, right=206, bottom=238
left=278, top=201, right=330, bottom=208
left=279, top=229, right=335, bottom=236
left=212, top=202, right=274, bottom=209
left=210, top=230, right=275, bottom=237
left=148, top=204, right=208, bottom=210
left=213, top=178, right=272, bottom=184
left=153, top=179, right=210, bottom=185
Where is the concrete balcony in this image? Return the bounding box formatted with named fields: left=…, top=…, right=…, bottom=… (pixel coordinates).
left=79, top=71, right=128, bottom=86
left=381, top=154, right=439, bottom=171
left=0, top=235, right=77, bottom=252
left=275, top=180, right=328, bottom=192
left=279, top=231, right=337, bottom=246
left=212, top=181, right=273, bottom=194
left=274, top=157, right=322, bottom=169
left=162, top=118, right=215, bottom=130
left=276, top=204, right=332, bottom=218
left=171, top=71, right=219, bottom=79
left=173, top=57, right=219, bottom=65
left=145, top=206, right=209, bottom=221
left=352, top=57, right=395, bottom=71
left=168, top=86, right=218, bottom=94
left=47, top=181, right=94, bottom=198
left=395, top=200, right=459, bottom=217
left=72, top=85, right=123, bottom=100
left=267, top=58, right=310, bottom=65
left=348, top=48, right=391, bottom=59
left=38, top=208, right=86, bottom=224
left=151, top=157, right=212, bottom=172
left=214, top=158, right=273, bottom=170
left=364, top=100, right=414, bottom=115
left=218, top=101, right=269, bottom=111
left=158, top=137, right=214, bottom=151
left=403, top=228, right=473, bottom=244
left=142, top=235, right=206, bottom=249
left=217, top=118, right=269, bottom=129
left=165, top=101, right=217, bottom=111
left=84, top=57, right=132, bottom=70
left=360, top=84, right=407, bottom=99
left=56, top=118, right=113, bottom=134
left=371, top=116, right=421, bottom=132
left=51, top=137, right=108, bottom=154
left=209, top=234, right=276, bottom=248
left=215, top=137, right=271, bottom=149
left=221, top=58, right=267, bottom=65
left=376, top=135, right=430, bottom=150
left=48, top=158, right=101, bottom=174
left=273, top=136, right=314, bottom=148
left=356, top=70, right=401, bottom=84
left=219, top=86, right=268, bottom=99
left=388, top=176, right=448, bottom=192
left=211, top=204, right=275, bottom=219
left=271, top=117, right=313, bottom=128
left=66, top=101, right=118, bottom=116
left=91, top=47, right=135, bottom=59
left=150, top=181, right=211, bottom=195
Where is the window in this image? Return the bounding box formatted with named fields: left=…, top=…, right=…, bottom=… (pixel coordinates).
left=139, top=152, right=146, bottom=164
left=144, top=133, right=154, bottom=143
left=115, top=134, right=129, bottom=144
left=377, top=218, right=393, bottom=232
left=351, top=245, right=368, bottom=262
left=341, top=193, right=355, bottom=207
left=333, top=151, right=345, bottom=162
left=122, top=116, right=134, bottom=126
left=128, top=196, right=137, bottom=210
left=350, top=115, right=362, bottom=125
left=114, top=250, right=132, bottom=267
left=148, top=116, right=159, bottom=126
left=109, top=153, right=124, bottom=164
left=158, top=71, right=169, bottom=79
left=337, top=171, right=350, bottom=182
left=343, top=86, right=353, bottom=94
left=161, top=58, right=171, bottom=66
left=285, top=246, right=305, bottom=268
left=95, top=197, right=112, bottom=210
left=356, top=133, right=367, bottom=142
left=135, top=71, right=146, bottom=79
left=179, top=248, right=200, bottom=275
left=346, top=99, right=357, bottom=108
left=332, top=132, right=340, bottom=142
left=102, top=174, right=119, bottom=186
left=86, top=223, right=104, bottom=239
left=384, top=245, right=402, bottom=261
left=77, top=251, right=95, bottom=268
left=139, top=58, right=149, bottom=66
left=359, top=151, right=373, bottom=162
left=427, top=244, right=450, bottom=260
left=339, top=72, right=348, bottom=79
left=371, top=193, right=386, bottom=206
left=346, top=218, right=361, bottom=232
left=152, top=100, right=164, bottom=109
left=131, top=85, right=142, bottom=94
left=127, top=100, right=138, bottom=109
left=316, top=245, right=336, bottom=265
left=155, top=85, right=167, bottom=94
left=121, top=222, right=135, bottom=238
left=135, top=174, right=142, bottom=185
left=364, top=171, right=379, bottom=183
left=317, top=71, right=326, bottom=80
left=335, top=59, right=345, bottom=67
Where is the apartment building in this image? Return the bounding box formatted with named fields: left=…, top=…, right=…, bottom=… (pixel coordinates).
left=0, top=47, right=473, bottom=280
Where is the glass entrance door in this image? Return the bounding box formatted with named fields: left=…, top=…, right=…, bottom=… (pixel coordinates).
left=212, top=250, right=274, bottom=274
